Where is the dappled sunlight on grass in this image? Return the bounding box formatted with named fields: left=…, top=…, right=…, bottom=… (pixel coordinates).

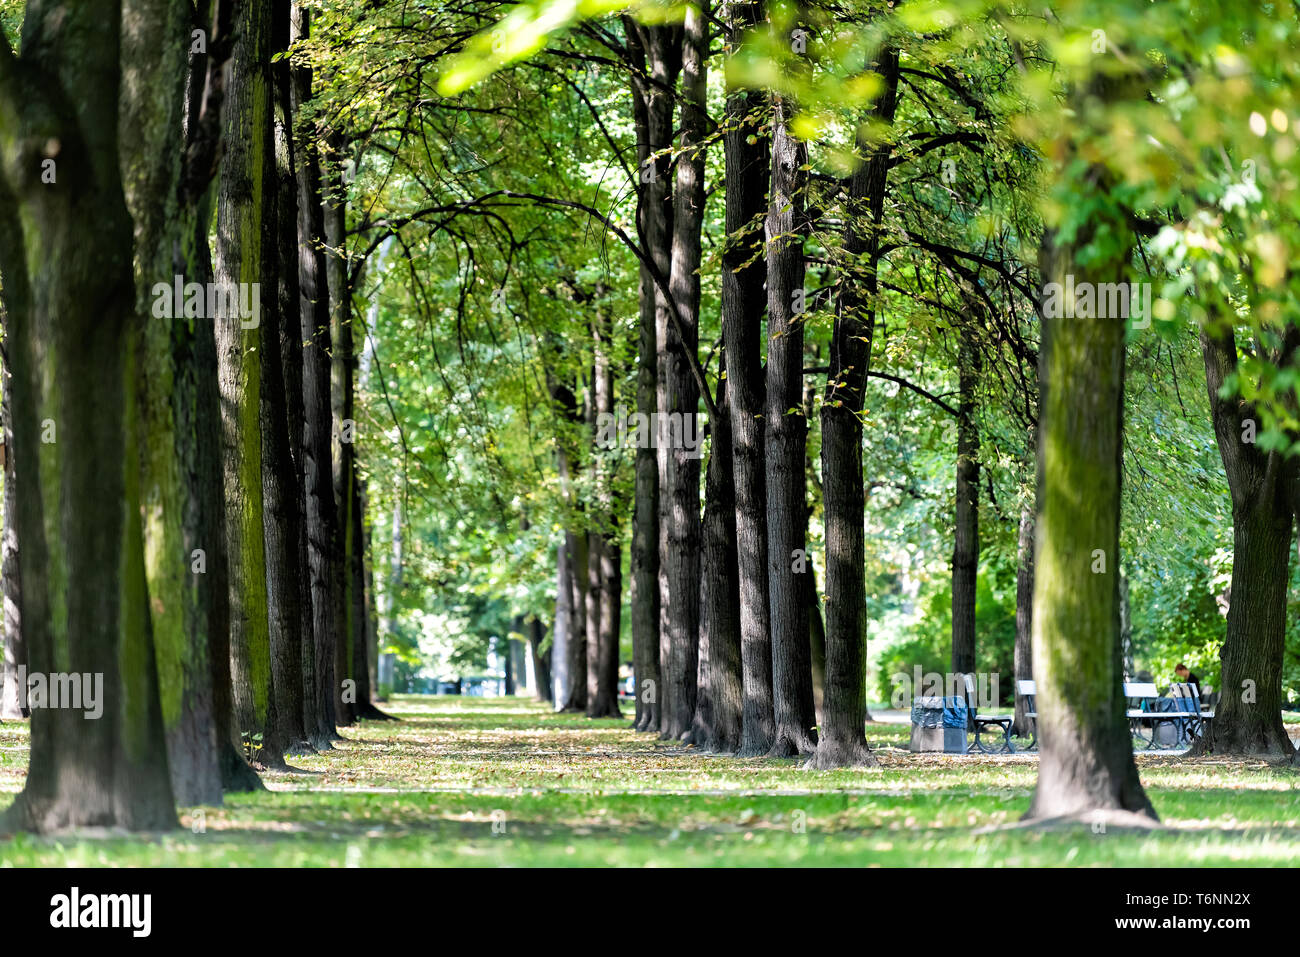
left=1, top=696, right=1298, bottom=865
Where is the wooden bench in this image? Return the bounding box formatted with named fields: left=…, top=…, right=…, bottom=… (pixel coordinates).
left=961, top=673, right=1014, bottom=754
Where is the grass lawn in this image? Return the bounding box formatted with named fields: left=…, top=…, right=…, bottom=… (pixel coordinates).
left=2, top=695, right=1299, bottom=866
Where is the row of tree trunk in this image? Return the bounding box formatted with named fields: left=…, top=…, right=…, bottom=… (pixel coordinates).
left=0, top=0, right=388, bottom=833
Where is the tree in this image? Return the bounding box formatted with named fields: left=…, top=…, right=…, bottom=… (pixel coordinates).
left=810, top=45, right=899, bottom=770
left=216, top=0, right=286, bottom=770
left=0, top=0, right=177, bottom=832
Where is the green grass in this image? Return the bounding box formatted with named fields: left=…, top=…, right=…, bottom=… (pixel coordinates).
left=2, top=696, right=1299, bottom=865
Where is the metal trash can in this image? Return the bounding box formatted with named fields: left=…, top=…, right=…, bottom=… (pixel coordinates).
left=910, top=695, right=968, bottom=753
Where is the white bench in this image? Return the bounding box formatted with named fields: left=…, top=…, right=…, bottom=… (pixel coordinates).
left=1016, top=679, right=1037, bottom=751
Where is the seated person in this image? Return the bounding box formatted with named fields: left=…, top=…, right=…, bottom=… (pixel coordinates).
left=1173, top=663, right=1204, bottom=705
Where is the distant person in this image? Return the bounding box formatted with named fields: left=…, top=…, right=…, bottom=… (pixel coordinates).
left=1174, top=663, right=1201, bottom=691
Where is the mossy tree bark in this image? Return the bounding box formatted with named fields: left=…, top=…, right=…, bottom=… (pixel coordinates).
left=1023, top=220, right=1155, bottom=822
left=0, top=0, right=177, bottom=832
left=121, top=0, right=249, bottom=804
left=215, top=0, right=286, bottom=770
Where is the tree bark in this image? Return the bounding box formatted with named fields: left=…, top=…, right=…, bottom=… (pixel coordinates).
left=529, top=616, right=553, bottom=704
left=810, top=46, right=899, bottom=769
left=655, top=6, right=704, bottom=741
left=950, top=320, right=980, bottom=676
left=721, top=0, right=775, bottom=758
left=624, top=19, right=676, bottom=734
left=0, top=0, right=178, bottom=831
left=291, top=2, right=343, bottom=743
left=1193, top=318, right=1297, bottom=758
left=215, top=0, right=286, bottom=770
left=693, top=378, right=743, bottom=751
left=323, top=144, right=356, bottom=727
left=1012, top=498, right=1036, bottom=738
left=1022, top=222, right=1155, bottom=822
left=766, top=91, right=817, bottom=758
left=0, top=321, right=23, bottom=720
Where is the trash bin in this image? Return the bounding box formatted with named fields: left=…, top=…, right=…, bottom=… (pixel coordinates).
left=910, top=695, right=968, bottom=753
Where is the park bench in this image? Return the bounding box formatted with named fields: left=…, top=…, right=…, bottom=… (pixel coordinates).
left=1016, top=679, right=1037, bottom=751
left=1125, top=681, right=1188, bottom=750
left=1169, top=681, right=1214, bottom=746
left=961, top=673, right=1014, bottom=754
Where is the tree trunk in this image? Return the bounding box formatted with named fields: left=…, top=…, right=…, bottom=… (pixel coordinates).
left=810, top=47, right=899, bottom=769
left=291, top=3, right=343, bottom=744
left=323, top=146, right=356, bottom=728
left=379, top=499, right=402, bottom=700
left=624, top=19, right=676, bottom=734
left=529, top=616, right=553, bottom=704
left=1195, top=319, right=1297, bottom=758
left=260, top=38, right=312, bottom=755
left=0, top=0, right=177, bottom=831
left=655, top=6, right=704, bottom=742
left=766, top=91, right=817, bottom=758
left=588, top=310, right=622, bottom=719
left=1012, top=499, right=1035, bottom=738
left=950, top=321, right=980, bottom=676
left=1022, top=223, right=1155, bottom=823
left=215, top=0, right=286, bottom=770
left=721, top=0, right=775, bottom=758
left=123, top=0, right=240, bottom=803
left=552, top=541, right=573, bottom=708
left=694, top=378, right=743, bottom=751
left=0, top=327, right=23, bottom=720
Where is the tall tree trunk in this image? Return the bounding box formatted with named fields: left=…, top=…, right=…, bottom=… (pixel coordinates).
left=565, top=529, right=589, bottom=711
left=216, top=0, right=286, bottom=770
left=1195, top=318, right=1297, bottom=758
left=1012, top=498, right=1035, bottom=738
left=552, top=541, right=573, bottom=709
left=810, top=46, right=899, bottom=769
left=657, top=1, right=706, bottom=741
left=588, top=310, right=622, bottom=719
left=950, top=320, right=980, bottom=676
left=0, top=330, right=23, bottom=720
left=624, top=21, right=673, bottom=734
left=1022, top=220, right=1155, bottom=822
left=0, top=0, right=177, bottom=832
left=720, top=2, right=774, bottom=757
left=765, top=91, right=817, bottom=758
left=124, top=0, right=240, bottom=803
left=379, top=498, right=402, bottom=700
left=260, top=25, right=312, bottom=755
left=291, top=2, right=343, bottom=744
left=323, top=145, right=356, bottom=727
left=529, top=616, right=553, bottom=704
left=273, top=21, right=325, bottom=747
